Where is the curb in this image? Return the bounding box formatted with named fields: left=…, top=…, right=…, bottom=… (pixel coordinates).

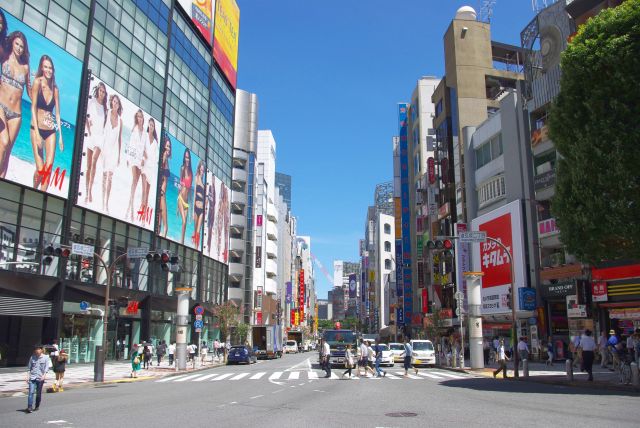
left=0, top=362, right=225, bottom=398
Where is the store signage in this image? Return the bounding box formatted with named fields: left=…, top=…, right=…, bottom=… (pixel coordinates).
left=194, top=319, right=203, bottom=329
left=459, top=231, right=487, bottom=243
left=609, top=308, right=640, bottom=320
left=427, top=157, right=435, bottom=184
left=438, top=202, right=450, bottom=219
left=566, top=295, right=587, bottom=318
left=592, top=281, right=608, bottom=302
left=286, top=282, right=292, bottom=304
left=256, top=311, right=262, bottom=325
left=256, top=214, right=263, bottom=227
left=127, top=247, right=149, bottom=259
left=126, top=301, right=139, bottom=314
left=518, top=288, right=536, bottom=311
left=299, top=269, right=305, bottom=321
left=422, top=288, right=428, bottom=313
left=534, top=170, right=556, bottom=191
left=255, top=246, right=262, bottom=268
left=540, top=280, right=576, bottom=298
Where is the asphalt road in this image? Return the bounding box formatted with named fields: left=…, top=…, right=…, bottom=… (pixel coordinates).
left=1, top=351, right=639, bottom=428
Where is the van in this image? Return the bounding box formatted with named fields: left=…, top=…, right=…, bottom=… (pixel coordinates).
left=410, top=340, right=435, bottom=367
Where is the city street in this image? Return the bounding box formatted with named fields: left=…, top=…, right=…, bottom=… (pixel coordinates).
left=1, top=352, right=639, bottom=428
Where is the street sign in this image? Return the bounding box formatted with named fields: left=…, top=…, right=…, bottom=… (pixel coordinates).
left=71, top=242, right=94, bottom=257
left=195, top=314, right=203, bottom=321
left=454, top=291, right=464, bottom=300
left=194, top=319, right=203, bottom=329
left=194, top=305, right=204, bottom=315
left=195, top=328, right=202, bottom=333
left=127, top=246, right=149, bottom=259
left=79, top=301, right=89, bottom=311
left=459, top=231, right=487, bottom=243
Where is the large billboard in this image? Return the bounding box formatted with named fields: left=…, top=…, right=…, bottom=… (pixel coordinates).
left=178, top=0, right=214, bottom=45
left=398, top=103, right=412, bottom=324
left=157, top=133, right=203, bottom=249
left=202, top=170, right=230, bottom=263
left=213, top=0, right=240, bottom=89
left=471, top=200, right=527, bottom=315
left=0, top=8, right=83, bottom=198
left=77, top=76, right=161, bottom=230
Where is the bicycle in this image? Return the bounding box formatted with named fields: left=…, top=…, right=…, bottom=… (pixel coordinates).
left=618, top=351, right=632, bottom=385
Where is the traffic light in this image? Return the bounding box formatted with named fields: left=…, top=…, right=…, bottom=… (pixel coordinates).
left=146, top=251, right=180, bottom=272
left=426, top=239, right=453, bottom=251
left=506, top=286, right=512, bottom=309
left=43, top=245, right=70, bottom=265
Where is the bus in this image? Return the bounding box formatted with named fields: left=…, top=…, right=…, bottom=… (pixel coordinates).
left=319, top=329, right=358, bottom=367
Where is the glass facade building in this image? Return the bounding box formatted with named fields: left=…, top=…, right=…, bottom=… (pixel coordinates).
left=0, top=0, right=236, bottom=366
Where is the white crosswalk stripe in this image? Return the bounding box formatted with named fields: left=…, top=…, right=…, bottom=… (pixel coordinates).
left=154, top=369, right=471, bottom=383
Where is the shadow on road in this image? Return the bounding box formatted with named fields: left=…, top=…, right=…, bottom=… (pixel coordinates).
left=438, top=377, right=640, bottom=397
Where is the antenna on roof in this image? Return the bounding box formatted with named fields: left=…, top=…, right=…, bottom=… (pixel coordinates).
left=479, top=0, right=497, bottom=23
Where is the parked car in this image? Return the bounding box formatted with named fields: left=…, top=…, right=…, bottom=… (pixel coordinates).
left=284, top=340, right=298, bottom=354
left=388, top=342, right=405, bottom=362
left=227, top=345, right=257, bottom=365
left=410, top=340, right=436, bottom=367
left=374, top=343, right=395, bottom=367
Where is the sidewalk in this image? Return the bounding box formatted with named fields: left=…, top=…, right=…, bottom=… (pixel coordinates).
left=0, top=356, right=225, bottom=396
left=439, top=360, right=639, bottom=393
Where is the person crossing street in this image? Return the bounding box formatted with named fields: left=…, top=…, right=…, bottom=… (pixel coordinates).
left=374, top=339, right=386, bottom=378
left=25, top=345, right=50, bottom=413
left=322, top=339, right=332, bottom=378
left=493, top=339, right=510, bottom=379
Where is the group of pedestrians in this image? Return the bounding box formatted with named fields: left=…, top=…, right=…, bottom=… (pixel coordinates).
left=24, top=342, right=68, bottom=414
left=599, top=328, right=640, bottom=372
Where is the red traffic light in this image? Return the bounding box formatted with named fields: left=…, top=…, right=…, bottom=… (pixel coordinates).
left=443, top=239, right=453, bottom=250
left=160, top=253, right=170, bottom=263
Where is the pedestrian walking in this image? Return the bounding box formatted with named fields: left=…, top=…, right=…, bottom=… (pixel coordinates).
left=517, top=337, right=529, bottom=368
left=131, top=345, right=141, bottom=378
left=607, top=329, right=619, bottom=371
left=156, top=340, right=166, bottom=365
left=322, top=339, right=332, bottom=378
left=374, top=340, right=386, bottom=378
left=403, top=338, right=415, bottom=378
left=214, top=339, right=221, bottom=360
left=599, top=331, right=609, bottom=368
left=570, top=335, right=582, bottom=370
left=51, top=349, right=67, bottom=392
left=483, top=338, right=490, bottom=366
left=142, top=345, right=151, bottom=369
left=357, top=340, right=369, bottom=377
left=634, top=329, right=640, bottom=363
left=168, top=342, right=176, bottom=366
left=579, top=329, right=596, bottom=381
left=25, top=345, right=50, bottom=413
left=200, top=341, right=208, bottom=365
left=341, top=344, right=355, bottom=379
left=493, top=339, right=510, bottom=379
left=546, top=339, right=554, bottom=366
left=188, top=343, right=197, bottom=364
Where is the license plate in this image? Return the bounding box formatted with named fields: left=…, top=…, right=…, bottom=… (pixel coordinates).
left=338, top=358, right=343, bottom=362
left=234, top=353, right=240, bottom=356
left=414, top=359, right=421, bottom=364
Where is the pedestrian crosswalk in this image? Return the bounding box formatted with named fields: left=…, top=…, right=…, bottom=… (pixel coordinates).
left=155, top=369, right=470, bottom=384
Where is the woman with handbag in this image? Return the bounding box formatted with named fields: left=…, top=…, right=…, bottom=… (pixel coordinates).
left=131, top=345, right=141, bottom=378
left=341, top=345, right=354, bottom=379
left=52, top=349, right=67, bottom=392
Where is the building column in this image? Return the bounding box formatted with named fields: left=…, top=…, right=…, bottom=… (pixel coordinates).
left=466, top=273, right=484, bottom=369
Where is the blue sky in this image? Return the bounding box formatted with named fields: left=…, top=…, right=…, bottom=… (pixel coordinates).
left=236, top=0, right=537, bottom=299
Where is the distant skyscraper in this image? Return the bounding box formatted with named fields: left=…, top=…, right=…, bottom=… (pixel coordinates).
left=275, top=172, right=292, bottom=210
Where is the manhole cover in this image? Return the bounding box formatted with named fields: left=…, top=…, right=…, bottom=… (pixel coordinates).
left=385, top=412, right=418, bottom=418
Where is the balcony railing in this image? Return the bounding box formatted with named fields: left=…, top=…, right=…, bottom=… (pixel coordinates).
left=538, top=217, right=560, bottom=239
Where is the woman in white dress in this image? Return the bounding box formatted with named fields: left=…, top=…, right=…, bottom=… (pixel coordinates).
left=102, top=94, right=122, bottom=213
left=84, top=82, right=107, bottom=204
left=125, top=109, right=145, bottom=222
left=140, top=117, right=158, bottom=221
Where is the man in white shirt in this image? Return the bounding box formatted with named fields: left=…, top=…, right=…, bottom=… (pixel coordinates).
left=322, top=340, right=331, bottom=378
left=168, top=342, right=176, bottom=366
left=579, top=329, right=596, bottom=381
left=517, top=337, right=529, bottom=367
left=358, top=340, right=369, bottom=377
left=493, top=339, right=510, bottom=379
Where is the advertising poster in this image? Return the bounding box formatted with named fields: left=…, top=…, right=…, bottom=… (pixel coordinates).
left=213, top=0, right=240, bottom=89
left=202, top=170, right=230, bottom=263
left=157, top=132, right=202, bottom=249
left=348, top=273, right=357, bottom=299
left=398, top=103, right=412, bottom=322
left=178, top=0, right=214, bottom=45
left=77, top=76, right=161, bottom=230
left=0, top=8, right=82, bottom=198
left=471, top=200, right=526, bottom=315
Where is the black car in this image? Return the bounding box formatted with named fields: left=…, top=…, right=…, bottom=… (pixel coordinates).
left=227, top=345, right=257, bottom=365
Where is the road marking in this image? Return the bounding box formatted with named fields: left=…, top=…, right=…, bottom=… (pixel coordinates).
left=193, top=374, right=218, bottom=382
left=230, top=401, right=237, bottom=404
left=395, top=372, right=421, bottom=379
left=290, top=385, right=296, bottom=388
left=174, top=374, right=204, bottom=382
left=156, top=375, right=186, bottom=382
left=330, top=373, right=340, bottom=380
left=211, top=373, right=235, bottom=381
left=250, top=372, right=266, bottom=380
left=385, top=374, right=401, bottom=379
left=250, top=395, right=264, bottom=399
left=285, top=358, right=312, bottom=372
left=288, top=372, right=300, bottom=380
left=432, top=371, right=465, bottom=379
left=269, top=371, right=283, bottom=380
left=272, top=389, right=283, bottom=394
left=299, top=382, right=305, bottom=386
left=313, top=390, right=326, bottom=393
left=307, top=371, right=318, bottom=380
left=230, top=373, right=250, bottom=380
left=418, top=372, right=445, bottom=379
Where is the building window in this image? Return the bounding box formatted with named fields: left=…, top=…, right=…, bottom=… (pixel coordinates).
left=477, top=175, right=507, bottom=208
left=475, top=134, right=503, bottom=169
left=384, top=259, right=392, bottom=270
left=384, top=241, right=391, bottom=252
left=384, top=224, right=391, bottom=234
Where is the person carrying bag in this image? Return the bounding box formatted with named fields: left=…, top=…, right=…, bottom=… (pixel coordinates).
left=342, top=344, right=355, bottom=379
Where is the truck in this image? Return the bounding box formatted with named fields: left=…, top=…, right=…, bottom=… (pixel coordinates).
left=319, top=329, right=358, bottom=367
left=251, top=325, right=282, bottom=359
left=287, top=330, right=304, bottom=352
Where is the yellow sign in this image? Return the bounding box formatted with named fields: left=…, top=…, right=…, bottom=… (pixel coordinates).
left=294, top=311, right=299, bottom=325
left=369, top=270, right=375, bottom=282
left=213, top=0, right=240, bottom=88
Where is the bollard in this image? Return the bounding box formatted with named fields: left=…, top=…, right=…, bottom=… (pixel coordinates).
left=566, top=359, right=573, bottom=381
left=631, top=362, right=639, bottom=387
left=523, top=359, right=529, bottom=378
left=94, top=345, right=104, bottom=382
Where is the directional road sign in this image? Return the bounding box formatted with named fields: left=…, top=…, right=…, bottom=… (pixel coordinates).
left=127, top=247, right=149, bottom=259
left=459, top=231, right=487, bottom=243
left=71, top=243, right=94, bottom=257
left=194, top=319, right=203, bottom=329
left=79, top=301, right=89, bottom=311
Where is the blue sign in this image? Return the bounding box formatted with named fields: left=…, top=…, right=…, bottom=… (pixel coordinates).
left=286, top=282, right=292, bottom=304
left=528, top=317, right=537, bottom=326
left=398, top=103, right=413, bottom=322
left=79, top=301, right=89, bottom=311
left=519, top=288, right=536, bottom=311
left=194, top=319, right=204, bottom=329
left=194, top=305, right=204, bottom=315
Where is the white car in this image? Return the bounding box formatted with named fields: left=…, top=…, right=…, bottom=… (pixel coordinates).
left=411, top=340, right=436, bottom=367
left=374, top=344, right=395, bottom=367
left=284, top=340, right=298, bottom=353
left=388, top=342, right=405, bottom=363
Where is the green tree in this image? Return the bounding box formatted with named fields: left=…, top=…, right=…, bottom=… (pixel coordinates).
left=213, top=301, right=239, bottom=360
left=235, top=322, right=250, bottom=344
left=548, top=0, right=640, bottom=263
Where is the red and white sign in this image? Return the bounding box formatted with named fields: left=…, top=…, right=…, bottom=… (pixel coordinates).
left=592, top=281, right=608, bottom=302
left=471, top=200, right=526, bottom=315
left=256, top=311, right=262, bottom=325
left=427, top=157, right=435, bottom=184
left=299, top=269, right=305, bottom=321
left=422, top=288, right=428, bottom=313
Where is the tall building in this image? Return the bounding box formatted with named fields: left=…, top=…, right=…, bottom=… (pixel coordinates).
left=275, top=172, right=292, bottom=211
left=0, top=0, right=238, bottom=365
left=229, top=90, right=258, bottom=324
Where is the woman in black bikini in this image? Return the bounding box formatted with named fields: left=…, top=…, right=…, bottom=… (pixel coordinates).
left=158, top=136, right=171, bottom=237
left=205, top=173, right=216, bottom=254
left=0, top=31, right=30, bottom=178
left=192, top=160, right=205, bottom=247
left=30, top=55, right=63, bottom=191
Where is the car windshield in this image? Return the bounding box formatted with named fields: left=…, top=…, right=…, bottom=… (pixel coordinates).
left=323, top=330, right=356, bottom=345
left=286, top=341, right=296, bottom=346
left=413, top=342, right=434, bottom=351
left=376, top=344, right=389, bottom=351
left=389, top=344, right=404, bottom=351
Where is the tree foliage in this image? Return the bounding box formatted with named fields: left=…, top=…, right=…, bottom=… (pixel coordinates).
left=213, top=301, right=239, bottom=342
left=548, top=0, right=640, bottom=263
